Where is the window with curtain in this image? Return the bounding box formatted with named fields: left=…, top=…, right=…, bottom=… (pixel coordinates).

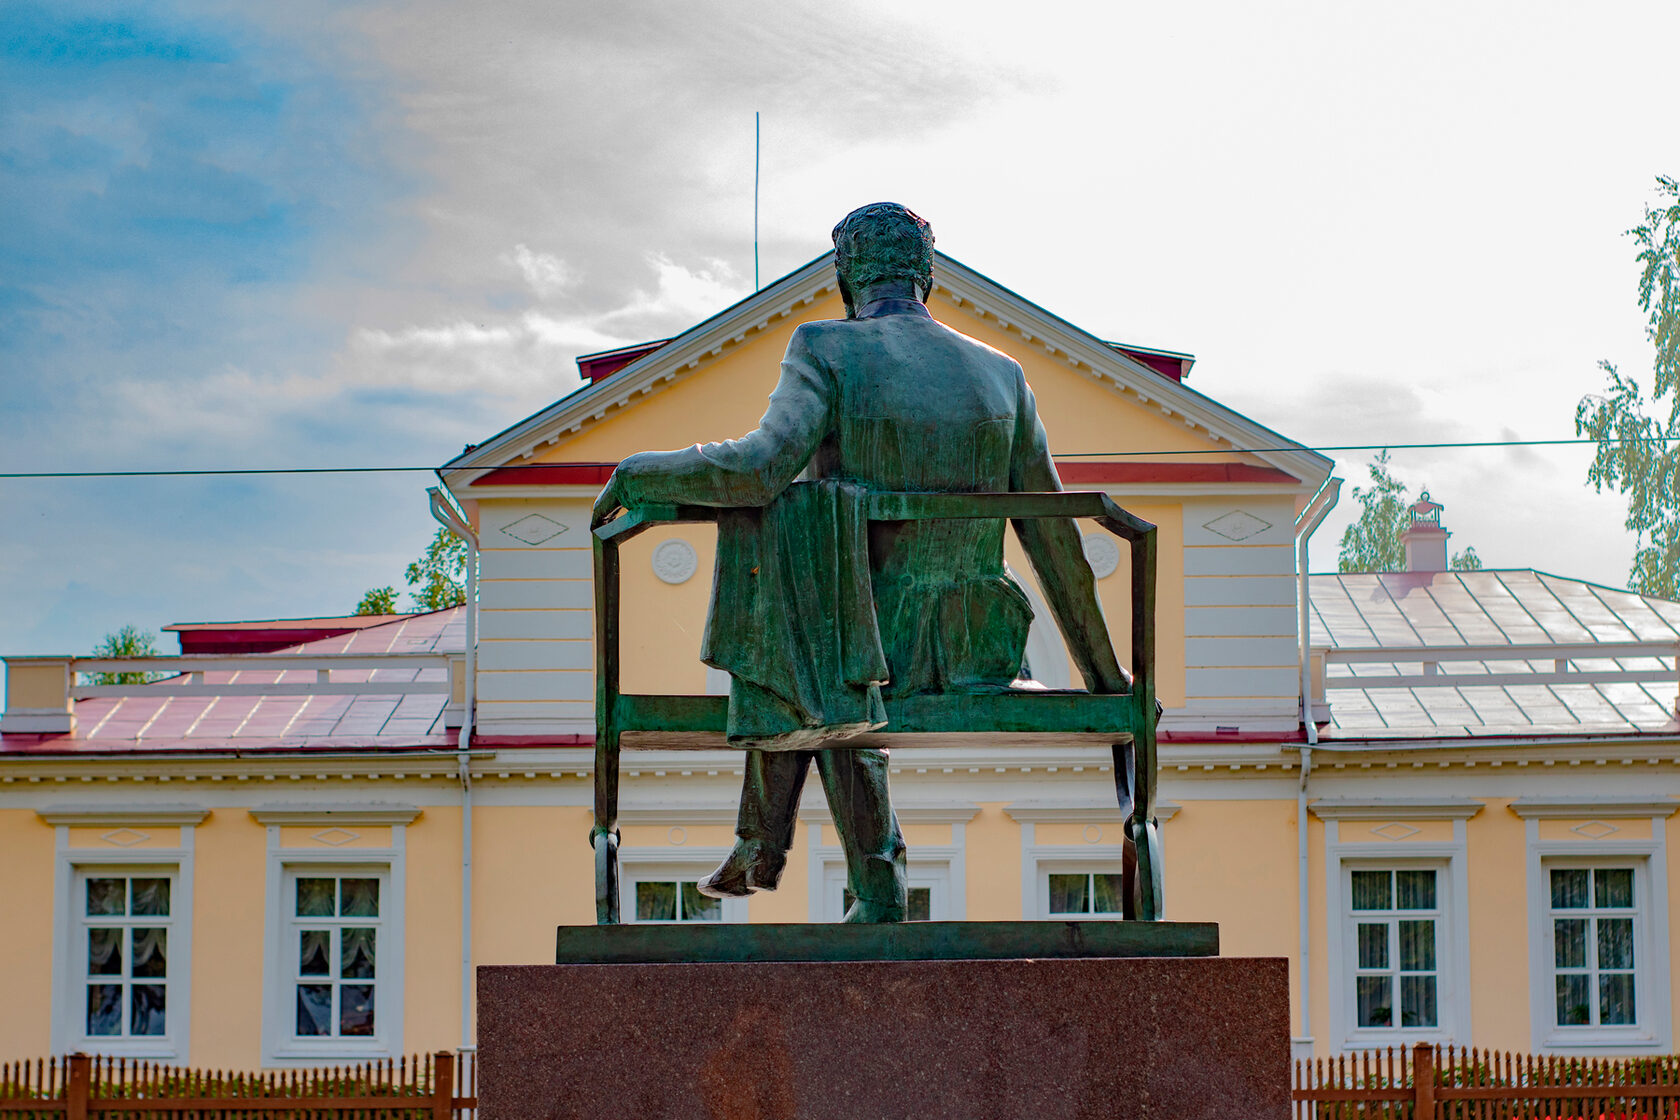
left=1047, top=871, right=1124, bottom=917
left=632, top=879, right=721, bottom=923
left=1349, top=867, right=1441, bottom=1030
left=288, top=873, right=383, bottom=1039
left=78, top=873, right=172, bottom=1039
left=1550, top=866, right=1638, bottom=1029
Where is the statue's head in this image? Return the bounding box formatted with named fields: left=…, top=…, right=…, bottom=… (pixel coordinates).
left=831, top=202, right=934, bottom=318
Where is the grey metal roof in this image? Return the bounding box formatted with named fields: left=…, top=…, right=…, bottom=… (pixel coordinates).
left=1310, top=571, right=1680, bottom=739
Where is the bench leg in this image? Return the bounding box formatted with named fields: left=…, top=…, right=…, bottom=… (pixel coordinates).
left=1129, top=713, right=1164, bottom=920
left=593, top=730, right=621, bottom=924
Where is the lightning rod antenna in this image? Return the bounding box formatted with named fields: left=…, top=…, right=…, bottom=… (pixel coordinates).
left=753, top=111, right=762, bottom=290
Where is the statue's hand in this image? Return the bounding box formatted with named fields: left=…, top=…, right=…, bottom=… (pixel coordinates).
left=591, top=471, right=625, bottom=529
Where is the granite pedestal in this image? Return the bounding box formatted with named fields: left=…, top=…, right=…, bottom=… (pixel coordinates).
left=478, top=922, right=1288, bottom=1120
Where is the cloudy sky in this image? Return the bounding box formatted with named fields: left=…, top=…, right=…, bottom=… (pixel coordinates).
left=4, top=0, right=1679, bottom=657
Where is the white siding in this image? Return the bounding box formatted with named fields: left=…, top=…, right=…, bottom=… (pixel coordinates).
left=476, top=670, right=592, bottom=703
left=476, top=497, right=598, bottom=738
left=478, top=549, right=591, bottom=581
left=478, top=609, right=591, bottom=640
left=1185, top=605, right=1298, bottom=637
left=1175, top=499, right=1303, bottom=733
left=475, top=640, right=593, bottom=673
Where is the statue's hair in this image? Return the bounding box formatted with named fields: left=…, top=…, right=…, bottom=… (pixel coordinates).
left=831, top=203, right=934, bottom=315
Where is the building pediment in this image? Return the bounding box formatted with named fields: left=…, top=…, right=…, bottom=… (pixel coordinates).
left=441, top=251, right=1331, bottom=497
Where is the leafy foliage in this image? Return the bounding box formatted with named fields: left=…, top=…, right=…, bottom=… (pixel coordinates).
left=87, top=625, right=163, bottom=685
left=355, top=586, right=399, bottom=615
left=1337, top=451, right=1481, bottom=572
left=1576, top=176, right=1680, bottom=599
left=404, top=527, right=467, bottom=611
left=1337, top=452, right=1410, bottom=572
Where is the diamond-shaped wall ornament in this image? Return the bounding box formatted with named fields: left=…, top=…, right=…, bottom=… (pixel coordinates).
left=1202, top=510, right=1273, bottom=542
left=1570, top=820, right=1619, bottom=840
left=311, top=828, right=361, bottom=847
left=100, top=828, right=150, bottom=847
left=500, top=514, right=568, bottom=546
left=1370, top=822, right=1421, bottom=842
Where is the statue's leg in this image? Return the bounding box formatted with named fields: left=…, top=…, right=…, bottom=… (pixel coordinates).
left=697, top=749, right=811, bottom=899
left=815, top=747, right=907, bottom=923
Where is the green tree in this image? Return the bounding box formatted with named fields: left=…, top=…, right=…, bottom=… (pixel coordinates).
left=1337, top=451, right=1410, bottom=572
left=405, top=527, right=467, bottom=610
left=87, top=625, right=161, bottom=685
left=1576, top=176, right=1680, bottom=598
left=354, top=586, right=399, bottom=615
left=1337, top=451, right=1483, bottom=572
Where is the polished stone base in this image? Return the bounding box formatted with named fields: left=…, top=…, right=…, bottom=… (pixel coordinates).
left=479, top=924, right=1287, bottom=1120
left=556, top=918, right=1219, bottom=964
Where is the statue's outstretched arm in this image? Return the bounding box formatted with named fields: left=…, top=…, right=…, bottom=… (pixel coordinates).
left=599, top=327, right=832, bottom=517
left=1009, top=371, right=1131, bottom=694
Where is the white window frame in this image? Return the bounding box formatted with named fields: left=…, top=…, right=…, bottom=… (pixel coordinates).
left=280, top=867, right=393, bottom=1046
left=1341, top=863, right=1449, bottom=1035
left=804, top=810, right=972, bottom=922
left=619, top=849, right=748, bottom=924
left=818, top=856, right=952, bottom=922
left=43, top=807, right=202, bottom=1061
left=1008, top=801, right=1178, bottom=920
left=1040, top=866, right=1128, bottom=919
left=1515, top=800, right=1674, bottom=1053
left=1319, top=808, right=1474, bottom=1052
left=255, top=807, right=412, bottom=1063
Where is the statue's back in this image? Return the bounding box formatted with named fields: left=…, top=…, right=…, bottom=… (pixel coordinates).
left=798, top=310, right=1035, bottom=694
left=803, top=313, right=1024, bottom=495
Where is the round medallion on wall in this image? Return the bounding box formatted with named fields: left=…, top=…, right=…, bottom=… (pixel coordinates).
left=651, top=539, right=699, bottom=584
left=1081, top=533, right=1121, bottom=579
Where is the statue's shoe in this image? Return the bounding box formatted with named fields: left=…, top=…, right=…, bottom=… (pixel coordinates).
left=695, top=840, right=785, bottom=899
left=841, top=897, right=906, bottom=923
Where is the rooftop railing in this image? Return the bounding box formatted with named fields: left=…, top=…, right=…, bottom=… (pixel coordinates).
left=1, top=652, right=464, bottom=736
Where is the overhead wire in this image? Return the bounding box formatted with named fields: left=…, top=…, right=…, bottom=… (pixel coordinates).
left=0, top=435, right=1674, bottom=480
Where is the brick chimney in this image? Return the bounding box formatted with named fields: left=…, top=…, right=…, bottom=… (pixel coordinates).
left=1399, top=491, right=1449, bottom=572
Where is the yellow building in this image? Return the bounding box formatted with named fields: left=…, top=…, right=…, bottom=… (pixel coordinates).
left=3, top=251, right=1677, bottom=1069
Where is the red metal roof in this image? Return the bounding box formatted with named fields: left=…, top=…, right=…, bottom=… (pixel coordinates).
left=164, top=614, right=416, bottom=654
left=3, top=610, right=465, bottom=755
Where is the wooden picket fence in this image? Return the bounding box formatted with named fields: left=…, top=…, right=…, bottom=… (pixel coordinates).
left=0, top=1051, right=475, bottom=1119
left=1295, top=1043, right=1680, bottom=1119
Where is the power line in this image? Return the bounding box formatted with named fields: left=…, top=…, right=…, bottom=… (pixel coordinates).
left=0, top=435, right=1671, bottom=481
left=0, top=467, right=436, bottom=479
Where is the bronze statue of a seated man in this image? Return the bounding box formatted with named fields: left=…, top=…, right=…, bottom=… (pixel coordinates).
left=592, top=202, right=1130, bottom=922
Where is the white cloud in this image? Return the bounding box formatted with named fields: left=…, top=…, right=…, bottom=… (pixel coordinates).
left=599, top=253, right=749, bottom=333
left=502, top=244, right=575, bottom=298
left=339, top=250, right=749, bottom=400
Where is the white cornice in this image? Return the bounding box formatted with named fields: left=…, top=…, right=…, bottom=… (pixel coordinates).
left=440, top=251, right=1331, bottom=493
left=798, top=801, right=981, bottom=825
left=1509, top=798, right=1680, bottom=819
left=37, top=805, right=208, bottom=826
left=248, top=805, right=420, bottom=826
left=1004, top=800, right=1182, bottom=823
left=610, top=805, right=740, bottom=827
left=1310, top=798, right=1485, bottom=821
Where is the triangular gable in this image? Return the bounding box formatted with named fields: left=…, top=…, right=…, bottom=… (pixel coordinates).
left=441, top=251, right=1332, bottom=493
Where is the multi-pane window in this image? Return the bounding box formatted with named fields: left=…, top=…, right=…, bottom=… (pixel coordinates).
left=1350, top=868, right=1440, bottom=1030
left=1551, top=867, right=1637, bottom=1028
left=633, top=879, right=721, bottom=923
left=80, top=875, right=171, bottom=1039
left=1048, top=872, right=1124, bottom=916
left=289, top=875, right=380, bottom=1038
